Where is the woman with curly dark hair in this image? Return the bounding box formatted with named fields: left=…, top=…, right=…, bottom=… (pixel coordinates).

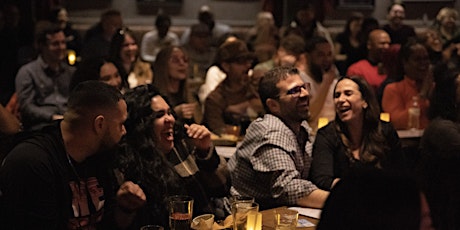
left=116, top=84, right=229, bottom=229
left=310, top=76, right=403, bottom=190
left=418, top=64, right=460, bottom=230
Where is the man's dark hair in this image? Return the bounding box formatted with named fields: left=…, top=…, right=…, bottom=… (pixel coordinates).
left=67, top=80, right=123, bottom=116
left=305, top=36, right=329, bottom=53
left=155, top=14, right=171, bottom=28
left=101, top=9, right=121, bottom=22
left=387, top=2, right=406, bottom=13
left=258, top=66, right=299, bottom=113
left=280, top=34, right=305, bottom=56
left=36, top=23, right=63, bottom=48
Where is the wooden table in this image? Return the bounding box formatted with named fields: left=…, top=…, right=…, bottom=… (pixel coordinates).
left=260, top=207, right=319, bottom=230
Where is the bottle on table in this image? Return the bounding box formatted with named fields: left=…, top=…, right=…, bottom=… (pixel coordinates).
left=408, top=96, right=420, bottom=130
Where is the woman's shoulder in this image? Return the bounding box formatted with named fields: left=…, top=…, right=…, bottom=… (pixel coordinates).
left=316, top=121, right=339, bottom=137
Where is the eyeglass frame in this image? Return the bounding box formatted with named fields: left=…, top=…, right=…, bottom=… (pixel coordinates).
left=276, top=82, right=311, bottom=99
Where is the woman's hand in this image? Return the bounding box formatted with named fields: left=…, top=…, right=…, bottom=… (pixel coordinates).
left=174, top=103, right=197, bottom=119
left=184, top=124, right=211, bottom=151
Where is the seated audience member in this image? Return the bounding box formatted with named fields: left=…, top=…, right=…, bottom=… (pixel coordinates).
left=382, top=40, right=431, bottom=130
left=228, top=66, right=329, bottom=209
left=70, top=57, right=122, bottom=91
left=317, top=168, right=434, bottom=230
left=304, top=36, right=339, bottom=133
left=15, top=24, right=75, bottom=131
left=110, top=28, right=153, bottom=89
left=281, top=3, right=333, bottom=52
left=334, top=12, right=364, bottom=76
left=245, top=11, right=279, bottom=63
left=310, top=76, right=403, bottom=191
left=180, top=5, right=231, bottom=47
left=181, top=23, right=216, bottom=90
left=153, top=46, right=200, bottom=123
left=376, top=44, right=404, bottom=106
left=418, top=64, right=460, bottom=230
left=140, top=13, right=179, bottom=63
left=432, top=7, right=460, bottom=46
left=252, top=34, right=306, bottom=84
left=202, top=39, right=263, bottom=135
left=197, top=35, right=238, bottom=106
left=418, top=28, right=444, bottom=66
left=347, top=29, right=391, bottom=94
left=117, top=85, right=229, bottom=228
left=382, top=2, right=416, bottom=45
left=48, top=6, right=82, bottom=59
left=81, top=9, right=123, bottom=60
left=0, top=81, right=146, bottom=229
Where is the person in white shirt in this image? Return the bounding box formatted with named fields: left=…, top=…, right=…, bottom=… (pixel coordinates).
left=140, top=14, right=179, bottom=63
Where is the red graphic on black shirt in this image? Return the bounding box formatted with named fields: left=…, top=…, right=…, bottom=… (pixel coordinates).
left=68, top=177, right=105, bottom=229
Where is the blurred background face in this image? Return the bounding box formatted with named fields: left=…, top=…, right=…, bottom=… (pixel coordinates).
left=99, top=62, right=122, bottom=90
left=309, top=42, right=333, bottom=71
left=57, top=8, right=68, bottom=29
left=120, top=34, right=138, bottom=64
left=349, top=18, right=362, bottom=34
left=424, top=30, right=442, bottom=52
left=43, top=31, right=67, bottom=62
left=368, top=31, right=391, bottom=60
left=276, top=47, right=297, bottom=67
left=404, top=44, right=430, bottom=81
left=151, top=95, right=176, bottom=154
left=157, top=21, right=170, bottom=38
left=189, top=33, right=210, bottom=52
left=102, top=15, right=123, bottom=38
left=168, top=48, right=189, bottom=80
left=334, top=79, right=366, bottom=124
left=388, top=4, right=405, bottom=25
left=441, top=12, right=457, bottom=29
left=296, top=8, right=315, bottom=26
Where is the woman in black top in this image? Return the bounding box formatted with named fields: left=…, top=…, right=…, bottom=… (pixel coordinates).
left=310, top=76, right=403, bottom=190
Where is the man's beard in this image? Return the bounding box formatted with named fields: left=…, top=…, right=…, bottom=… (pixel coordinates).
left=310, top=64, right=324, bottom=83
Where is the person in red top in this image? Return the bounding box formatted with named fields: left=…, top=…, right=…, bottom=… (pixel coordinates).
left=382, top=40, right=432, bottom=130
left=347, top=29, right=391, bottom=93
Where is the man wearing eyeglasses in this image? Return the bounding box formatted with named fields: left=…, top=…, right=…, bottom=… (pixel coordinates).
left=228, top=66, right=329, bottom=210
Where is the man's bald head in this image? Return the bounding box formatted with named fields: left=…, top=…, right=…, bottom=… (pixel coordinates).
left=367, top=29, right=391, bottom=61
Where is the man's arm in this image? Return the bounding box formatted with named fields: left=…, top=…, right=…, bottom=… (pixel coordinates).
left=0, top=144, right=62, bottom=228
left=0, top=104, right=21, bottom=135
left=310, top=124, right=338, bottom=191
left=296, top=189, right=329, bottom=209
left=15, top=67, right=58, bottom=123
left=253, top=145, right=328, bottom=208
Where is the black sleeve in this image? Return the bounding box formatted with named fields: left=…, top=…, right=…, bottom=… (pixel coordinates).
left=0, top=142, right=63, bottom=229
left=310, top=124, right=338, bottom=191
left=382, top=121, right=405, bottom=170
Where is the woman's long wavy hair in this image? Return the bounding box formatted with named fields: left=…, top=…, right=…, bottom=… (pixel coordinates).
left=109, top=27, right=139, bottom=87
left=117, top=84, right=182, bottom=219
left=334, top=76, right=388, bottom=167
left=152, top=46, right=188, bottom=103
